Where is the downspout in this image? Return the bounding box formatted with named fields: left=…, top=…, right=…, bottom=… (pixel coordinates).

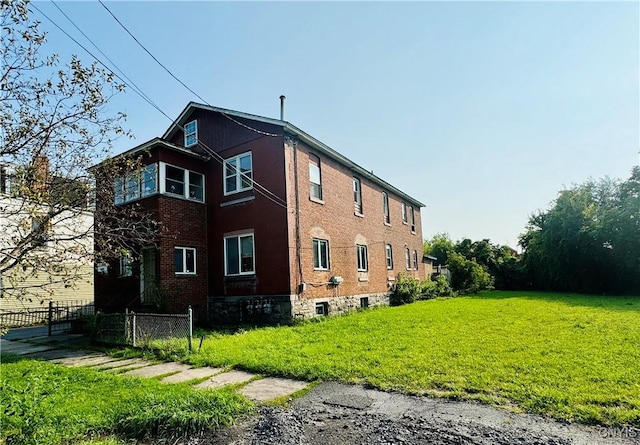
left=292, top=137, right=304, bottom=294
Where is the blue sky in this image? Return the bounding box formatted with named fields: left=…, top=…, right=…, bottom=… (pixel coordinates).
left=32, top=1, right=639, bottom=248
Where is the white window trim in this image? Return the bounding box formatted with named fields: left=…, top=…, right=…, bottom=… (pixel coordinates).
left=114, top=163, right=159, bottom=205
left=313, top=238, right=330, bottom=270
left=357, top=244, right=368, bottom=272
left=405, top=247, right=411, bottom=270
left=353, top=177, right=362, bottom=214
left=159, top=162, right=205, bottom=202
left=175, top=246, right=197, bottom=275
left=224, top=152, right=253, bottom=196
left=224, top=233, right=255, bottom=276
left=184, top=120, right=198, bottom=147
left=385, top=244, right=394, bottom=270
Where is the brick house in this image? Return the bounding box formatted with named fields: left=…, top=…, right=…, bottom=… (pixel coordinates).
left=94, top=102, right=425, bottom=324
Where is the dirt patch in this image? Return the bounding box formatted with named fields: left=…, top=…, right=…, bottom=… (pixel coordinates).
left=184, top=382, right=639, bottom=445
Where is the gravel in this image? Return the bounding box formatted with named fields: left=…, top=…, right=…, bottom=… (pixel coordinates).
left=180, top=382, right=640, bottom=445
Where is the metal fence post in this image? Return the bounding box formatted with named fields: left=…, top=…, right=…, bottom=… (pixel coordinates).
left=132, top=312, right=137, bottom=348
left=187, top=306, right=193, bottom=353
left=47, top=301, right=53, bottom=336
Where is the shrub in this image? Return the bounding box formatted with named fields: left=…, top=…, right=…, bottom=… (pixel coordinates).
left=390, top=274, right=422, bottom=306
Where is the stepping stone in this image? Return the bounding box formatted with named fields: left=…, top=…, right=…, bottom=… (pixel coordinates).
left=240, top=377, right=309, bottom=402
left=124, top=362, right=191, bottom=378
left=96, top=358, right=150, bottom=370
left=56, top=355, right=116, bottom=367
left=195, top=370, right=256, bottom=389
left=161, top=366, right=222, bottom=384
left=27, top=349, right=88, bottom=360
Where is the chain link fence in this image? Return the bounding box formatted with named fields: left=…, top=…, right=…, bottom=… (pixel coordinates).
left=93, top=308, right=193, bottom=352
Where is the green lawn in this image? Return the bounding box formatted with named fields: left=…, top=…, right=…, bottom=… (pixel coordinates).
left=0, top=357, right=252, bottom=445
left=181, top=291, right=640, bottom=426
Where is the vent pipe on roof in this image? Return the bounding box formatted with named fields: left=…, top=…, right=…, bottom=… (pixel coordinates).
left=279, top=95, right=286, bottom=121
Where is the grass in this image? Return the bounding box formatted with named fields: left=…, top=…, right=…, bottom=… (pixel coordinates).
left=163, top=291, right=640, bottom=426
left=0, top=355, right=253, bottom=445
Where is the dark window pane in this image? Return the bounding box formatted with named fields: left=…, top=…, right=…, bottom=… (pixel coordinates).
left=174, top=249, right=183, bottom=273
left=226, top=237, right=239, bottom=275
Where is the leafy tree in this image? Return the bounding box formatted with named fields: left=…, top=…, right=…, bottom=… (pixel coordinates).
left=447, top=252, right=494, bottom=294
left=520, top=168, right=640, bottom=295
left=0, top=0, right=156, bottom=304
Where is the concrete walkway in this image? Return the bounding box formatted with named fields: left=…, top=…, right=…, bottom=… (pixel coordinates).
left=0, top=334, right=309, bottom=403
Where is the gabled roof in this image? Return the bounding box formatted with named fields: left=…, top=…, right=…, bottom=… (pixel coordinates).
left=163, top=102, right=426, bottom=208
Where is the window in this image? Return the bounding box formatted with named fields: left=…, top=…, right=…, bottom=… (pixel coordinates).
left=165, top=165, right=185, bottom=196
left=360, top=297, right=369, bottom=309
left=159, top=163, right=204, bottom=202
left=382, top=192, right=390, bottom=224
left=309, top=154, right=322, bottom=200
left=174, top=247, right=196, bottom=275
left=189, top=171, right=204, bottom=200
left=225, top=234, right=255, bottom=275
left=405, top=247, right=411, bottom=270
left=353, top=177, right=362, bottom=214
left=113, top=177, right=124, bottom=204
left=184, top=120, right=197, bottom=147
left=313, top=238, right=330, bottom=270
left=385, top=244, right=393, bottom=269
left=119, top=252, right=133, bottom=277
left=141, top=164, right=158, bottom=197
left=413, top=250, right=419, bottom=270
left=224, top=152, right=253, bottom=195
left=113, top=163, right=159, bottom=204
left=402, top=202, right=407, bottom=223
left=357, top=244, right=368, bottom=272
left=315, top=302, right=329, bottom=316
left=410, top=206, right=416, bottom=232
left=125, top=171, right=141, bottom=201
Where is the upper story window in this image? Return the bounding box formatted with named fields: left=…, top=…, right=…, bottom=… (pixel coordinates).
left=224, top=233, right=255, bottom=276
left=385, top=244, right=393, bottom=270
left=410, top=206, right=416, bottom=232
left=174, top=246, right=196, bottom=275
left=161, top=162, right=204, bottom=202
left=357, top=244, right=368, bottom=272
left=309, top=154, right=323, bottom=201
left=313, top=238, right=330, bottom=270
left=402, top=202, right=407, bottom=223
left=382, top=192, right=390, bottom=224
left=114, top=164, right=158, bottom=205
left=353, top=177, right=362, bottom=214
left=184, top=120, right=197, bottom=147
left=224, top=152, right=253, bottom=195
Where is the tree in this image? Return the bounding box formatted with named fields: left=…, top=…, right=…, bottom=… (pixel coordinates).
left=519, top=168, right=640, bottom=295
left=0, top=0, right=156, bottom=304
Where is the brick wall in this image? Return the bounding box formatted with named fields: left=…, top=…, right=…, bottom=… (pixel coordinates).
left=284, top=137, right=425, bottom=315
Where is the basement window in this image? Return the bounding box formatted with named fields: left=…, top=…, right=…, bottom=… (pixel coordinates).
left=315, top=302, right=329, bottom=316
left=360, top=297, right=369, bottom=309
